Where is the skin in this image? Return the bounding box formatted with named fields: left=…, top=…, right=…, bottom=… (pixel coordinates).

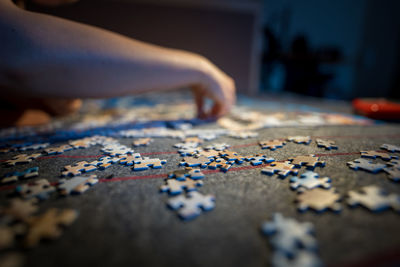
left=0, top=0, right=236, bottom=125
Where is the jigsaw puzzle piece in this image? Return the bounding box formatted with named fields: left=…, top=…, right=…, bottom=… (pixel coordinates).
left=384, top=168, right=400, bottom=182
left=259, top=139, right=285, bottom=150
left=16, top=179, right=56, bottom=200
left=262, top=162, right=298, bottom=178
left=44, top=145, right=73, bottom=155
left=220, top=150, right=246, bottom=164
left=381, top=144, right=400, bottom=153
left=290, top=171, right=331, bottom=191
left=5, top=153, right=41, bottom=166
left=101, top=144, right=134, bottom=157
left=24, top=208, right=78, bottom=247
left=58, top=175, right=98, bottom=195
left=287, top=136, right=311, bottom=144
left=2, top=198, right=38, bottom=222
left=62, top=161, right=97, bottom=177
left=288, top=155, right=325, bottom=169
left=1, top=167, right=39, bottom=184
left=387, top=159, right=400, bottom=169
left=347, top=185, right=400, bottom=212
left=118, top=153, right=142, bottom=166
left=315, top=138, right=337, bottom=150
left=261, top=213, right=317, bottom=256
left=361, top=150, right=398, bottom=161
left=133, top=138, right=153, bottom=147
left=347, top=158, right=386, bottom=173
left=296, top=188, right=342, bottom=213
left=247, top=155, right=275, bottom=166
left=168, top=167, right=204, bottom=181
left=167, top=191, right=215, bottom=220
left=133, top=157, right=167, bottom=171
left=204, top=143, right=230, bottom=151
left=180, top=156, right=212, bottom=168
left=160, top=178, right=203, bottom=195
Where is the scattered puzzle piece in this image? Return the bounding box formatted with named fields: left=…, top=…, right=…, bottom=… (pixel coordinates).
left=290, top=171, right=331, bottom=191
left=296, top=188, right=342, bottom=212
left=360, top=150, right=398, bottom=161
left=347, top=158, right=386, bottom=173
left=133, top=138, right=153, bottom=147
left=288, top=155, right=325, bottom=169
left=62, top=161, right=97, bottom=177
left=44, top=145, right=73, bottom=155
left=287, top=136, right=311, bottom=144
left=347, top=185, right=400, bottom=212
left=2, top=199, right=38, bottom=222
left=384, top=168, right=400, bottom=182
left=101, top=144, right=134, bottom=157
left=68, top=138, right=92, bottom=149
left=315, top=138, right=337, bottom=150
left=220, top=150, right=246, bottom=164
left=262, top=162, right=298, bottom=177
left=19, top=143, right=49, bottom=151
left=24, top=208, right=78, bottom=247
left=5, top=153, right=41, bottom=166
left=160, top=178, right=203, bottom=195
left=207, top=157, right=226, bottom=169
left=204, top=143, right=230, bottom=151
left=261, top=213, right=317, bottom=256
left=168, top=167, right=204, bottom=180
left=180, top=156, right=212, bottom=168
left=381, top=144, right=400, bottom=153
left=228, top=131, right=258, bottom=139
left=272, top=251, right=322, bottom=267
left=178, top=147, right=202, bottom=156
left=118, top=153, right=142, bottom=166
left=387, top=159, right=400, bottom=169
left=58, top=175, right=98, bottom=195
left=247, top=154, right=275, bottom=166
left=1, top=167, right=39, bottom=184
left=259, top=139, right=285, bottom=150
left=167, top=191, right=215, bottom=220
left=16, top=179, right=56, bottom=200
left=197, top=149, right=220, bottom=158
left=133, top=157, right=167, bottom=171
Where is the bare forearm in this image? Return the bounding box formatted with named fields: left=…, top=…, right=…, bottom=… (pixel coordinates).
left=0, top=1, right=209, bottom=98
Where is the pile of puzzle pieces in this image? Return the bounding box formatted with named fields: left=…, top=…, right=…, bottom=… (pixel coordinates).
left=1, top=116, right=400, bottom=267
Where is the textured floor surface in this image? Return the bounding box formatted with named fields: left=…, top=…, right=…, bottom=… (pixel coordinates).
left=1, top=100, right=400, bottom=267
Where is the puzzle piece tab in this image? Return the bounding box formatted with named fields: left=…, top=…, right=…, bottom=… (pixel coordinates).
left=316, top=138, right=337, bottom=150
left=167, top=191, right=215, bottom=220
left=361, top=150, right=398, bottom=161
left=296, top=188, right=342, bottom=212
left=58, top=175, right=98, bottom=195
left=290, top=171, right=331, bottom=191
left=1, top=167, right=39, bottom=184
left=24, top=208, right=78, bottom=247
left=288, top=155, right=325, bottom=169
left=347, top=185, right=400, bottom=212
left=16, top=179, right=56, bottom=200
left=347, top=158, right=386, bottom=173
left=262, top=162, right=298, bottom=178
left=259, top=139, right=285, bottom=150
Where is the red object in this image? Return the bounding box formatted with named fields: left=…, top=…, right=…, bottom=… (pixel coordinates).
left=352, top=98, right=400, bottom=120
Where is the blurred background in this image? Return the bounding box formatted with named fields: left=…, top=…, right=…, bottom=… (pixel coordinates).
left=27, top=0, right=400, bottom=100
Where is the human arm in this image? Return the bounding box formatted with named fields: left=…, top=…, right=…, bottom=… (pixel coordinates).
left=0, top=0, right=235, bottom=118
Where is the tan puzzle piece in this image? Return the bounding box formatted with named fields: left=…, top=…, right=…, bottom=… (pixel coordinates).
left=160, top=178, right=203, bottom=194
left=17, top=179, right=56, bottom=200
left=6, top=153, right=41, bottom=166
left=24, top=208, right=78, bottom=247
left=2, top=199, right=38, bottom=222
left=262, top=162, right=298, bottom=177
left=44, top=145, right=73, bottom=155
left=69, top=138, right=92, bottom=149
left=62, top=161, right=97, bottom=176
left=198, top=149, right=220, bottom=158
left=259, top=139, right=285, bottom=150
left=180, top=156, right=211, bottom=167
left=287, top=136, right=311, bottom=144
left=184, top=137, right=203, bottom=144
left=220, top=150, right=246, bottom=163
left=133, top=138, right=153, bottom=146
left=360, top=150, right=396, bottom=160
left=288, top=155, right=325, bottom=168
left=297, top=188, right=341, bottom=212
